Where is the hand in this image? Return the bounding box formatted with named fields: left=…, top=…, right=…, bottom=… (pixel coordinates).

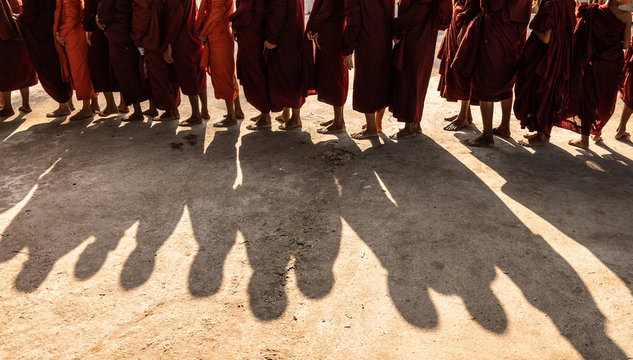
left=457, top=26, right=466, bottom=44
left=85, top=31, right=92, bottom=46
left=163, top=43, right=174, bottom=64
left=137, top=47, right=145, bottom=56
left=96, top=18, right=106, bottom=31
left=198, top=35, right=207, bottom=45
left=264, top=40, right=277, bottom=50
left=394, top=38, right=400, bottom=45
left=233, top=31, right=238, bottom=42
left=307, top=31, right=321, bottom=49
left=343, top=54, right=354, bottom=70
left=55, top=32, right=65, bottom=46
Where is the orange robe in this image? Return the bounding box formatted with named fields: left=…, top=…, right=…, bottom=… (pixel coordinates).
left=54, top=0, right=95, bottom=100
left=196, top=0, right=239, bottom=101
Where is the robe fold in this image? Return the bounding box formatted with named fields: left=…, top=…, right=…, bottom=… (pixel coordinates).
left=343, top=0, right=394, bottom=114
left=83, top=0, right=119, bottom=92
left=304, top=0, right=348, bottom=107
left=98, top=0, right=149, bottom=105
left=437, top=0, right=480, bottom=102
left=230, top=0, right=270, bottom=113
left=389, top=0, right=452, bottom=123
left=163, top=0, right=206, bottom=96
left=54, top=0, right=96, bottom=101
left=620, top=42, right=633, bottom=109
left=513, top=0, right=575, bottom=137
left=19, top=0, right=72, bottom=103
left=264, top=0, right=305, bottom=111
left=558, top=4, right=625, bottom=136
left=0, top=0, right=38, bottom=92
left=196, top=0, right=239, bottom=101
left=131, top=0, right=180, bottom=110
left=452, top=0, right=531, bottom=102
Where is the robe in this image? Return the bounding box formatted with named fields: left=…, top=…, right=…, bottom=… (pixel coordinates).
left=97, top=0, right=149, bottom=105
left=557, top=4, right=625, bottom=135
left=196, top=0, right=239, bottom=101
left=19, top=0, right=72, bottom=103
left=389, top=0, right=451, bottom=123
left=343, top=0, right=394, bottom=114
left=304, top=0, right=348, bottom=107
left=0, top=0, right=38, bottom=92
left=163, top=0, right=206, bottom=97
left=264, top=0, right=305, bottom=111
left=452, top=0, right=531, bottom=102
left=54, top=0, right=96, bottom=101
left=230, top=0, right=270, bottom=113
left=131, top=0, right=181, bottom=110
left=83, top=0, right=118, bottom=93
left=621, top=41, right=633, bottom=109
left=513, top=0, right=575, bottom=137
left=436, top=0, right=480, bottom=102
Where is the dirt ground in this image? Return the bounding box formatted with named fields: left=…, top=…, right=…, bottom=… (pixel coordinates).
left=1, top=33, right=633, bottom=359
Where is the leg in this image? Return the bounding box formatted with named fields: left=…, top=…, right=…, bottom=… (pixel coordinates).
left=156, top=108, right=180, bottom=121
left=246, top=112, right=272, bottom=130
left=464, top=101, right=494, bottom=147
left=19, top=88, right=32, bottom=113
left=444, top=100, right=472, bottom=131
left=351, top=112, right=379, bottom=139
left=143, top=100, right=159, bottom=117
left=70, top=99, right=95, bottom=121
left=519, top=131, right=549, bottom=147
left=492, top=97, right=512, bottom=138
left=318, top=106, right=346, bottom=134
left=67, top=98, right=75, bottom=111
left=122, top=103, right=144, bottom=122
left=375, top=108, right=385, bottom=133
left=199, top=90, right=210, bottom=120
left=118, top=94, right=129, bottom=113
left=214, top=99, right=237, bottom=127
left=178, top=95, right=203, bottom=127
left=0, top=92, right=14, bottom=117
left=46, top=102, right=72, bottom=118
left=91, top=96, right=101, bottom=113
left=391, top=121, right=421, bottom=139
left=235, top=97, right=245, bottom=119
left=101, top=92, right=118, bottom=116
left=276, top=108, right=290, bottom=123
left=616, top=105, right=632, bottom=139
left=569, top=134, right=590, bottom=149
left=279, top=108, right=302, bottom=130
left=592, top=131, right=603, bottom=142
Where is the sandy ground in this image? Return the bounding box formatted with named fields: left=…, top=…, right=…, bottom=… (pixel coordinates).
left=1, top=32, right=633, bottom=359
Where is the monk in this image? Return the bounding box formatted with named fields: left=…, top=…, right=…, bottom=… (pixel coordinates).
left=453, top=0, right=531, bottom=146
left=438, top=0, right=480, bottom=131
left=84, top=0, right=127, bottom=116
left=617, top=39, right=633, bottom=141
left=557, top=0, right=630, bottom=149
left=343, top=0, right=394, bottom=139
left=195, top=0, right=244, bottom=127
left=19, top=0, right=73, bottom=117
left=131, top=0, right=181, bottom=121
left=304, top=0, right=348, bottom=134
left=513, top=0, right=576, bottom=146
left=54, top=0, right=99, bottom=121
left=163, top=0, right=206, bottom=127
left=97, top=0, right=150, bottom=122
left=0, top=0, right=37, bottom=117
left=389, top=0, right=452, bottom=138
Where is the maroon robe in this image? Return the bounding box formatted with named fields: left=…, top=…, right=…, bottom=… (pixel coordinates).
left=19, top=0, right=72, bottom=103
left=132, top=0, right=180, bottom=110
left=343, top=0, right=394, bottom=114
left=514, top=0, right=575, bottom=137
left=83, top=0, right=118, bottom=93
left=97, top=0, right=150, bottom=105
left=436, top=0, right=480, bottom=102
left=163, top=0, right=206, bottom=96
left=0, top=0, right=38, bottom=92
left=452, top=0, right=531, bottom=102
left=390, top=0, right=451, bottom=123
left=230, top=0, right=270, bottom=113
left=621, top=41, right=633, bottom=109
left=558, top=4, right=626, bottom=136
left=304, top=0, right=348, bottom=107
left=264, top=0, right=305, bottom=111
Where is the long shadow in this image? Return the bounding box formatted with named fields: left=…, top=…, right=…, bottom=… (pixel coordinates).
left=337, top=134, right=627, bottom=359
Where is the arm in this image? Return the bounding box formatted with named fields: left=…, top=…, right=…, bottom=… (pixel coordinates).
left=341, top=0, right=360, bottom=55
left=161, top=0, right=185, bottom=53
left=529, top=0, right=554, bottom=44
left=265, top=0, right=288, bottom=45
left=131, top=0, right=150, bottom=47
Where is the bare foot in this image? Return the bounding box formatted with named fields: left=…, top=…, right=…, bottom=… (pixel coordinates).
left=320, top=119, right=334, bottom=127
left=518, top=132, right=549, bottom=147
left=213, top=117, right=237, bottom=128
left=69, top=110, right=94, bottom=121
left=445, top=114, right=458, bottom=122
left=155, top=110, right=179, bottom=122
left=18, top=106, right=32, bottom=113
left=0, top=108, right=15, bottom=117
left=246, top=114, right=272, bottom=130
left=389, top=128, right=419, bottom=140
left=279, top=116, right=301, bottom=130
left=121, top=112, right=144, bottom=122
left=235, top=108, right=245, bottom=120
left=351, top=129, right=379, bottom=140
left=276, top=109, right=290, bottom=123
left=201, top=111, right=211, bottom=120
left=317, top=123, right=345, bottom=134
left=523, top=132, right=538, bottom=139
left=492, top=126, right=511, bottom=138
left=178, top=116, right=203, bottom=127
left=360, top=124, right=384, bottom=132
left=118, top=104, right=130, bottom=113
left=100, top=105, right=119, bottom=117
left=463, top=135, right=494, bottom=147
left=143, top=108, right=159, bottom=117
left=46, top=107, right=71, bottom=118
left=592, top=134, right=603, bottom=142
left=568, top=138, right=589, bottom=149
left=444, top=118, right=470, bottom=131
left=91, top=103, right=101, bottom=114
left=615, top=130, right=630, bottom=140
left=250, top=114, right=261, bottom=122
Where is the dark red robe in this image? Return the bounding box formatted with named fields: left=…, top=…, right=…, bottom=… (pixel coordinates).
left=230, top=0, right=270, bottom=113
left=83, top=0, right=118, bottom=93
left=304, top=0, right=348, bottom=107
left=163, top=0, right=206, bottom=96
left=343, top=0, right=394, bottom=114
left=132, top=0, right=180, bottom=110
left=514, top=0, right=575, bottom=137
left=97, top=0, right=149, bottom=105
left=620, top=41, right=633, bottom=109
left=452, top=0, right=531, bottom=102
left=558, top=4, right=626, bottom=136
left=0, top=0, right=38, bottom=92
left=390, top=0, right=451, bottom=123
left=19, top=0, right=72, bottom=103
left=436, top=0, right=480, bottom=102
left=264, top=0, right=305, bottom=111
